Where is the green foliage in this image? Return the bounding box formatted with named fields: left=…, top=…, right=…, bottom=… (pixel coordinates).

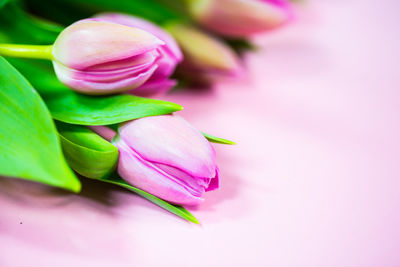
left=203, top=132, right=236, bottom=145
left=57, top=122, right=118, bottom=179
left=24, top=0, right=189, bottom=25
left=8, top=58, right=183, bottom=125
left=56, top=122, right=199, bottom=223
left=99, top=176, right=200, bottom=224
left=0, top=56, right=81, bottom=191
left=0, top=1, right=60, bottom=44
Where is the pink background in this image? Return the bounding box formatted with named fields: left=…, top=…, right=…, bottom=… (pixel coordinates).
left=1, top=0, right=400, bottom=266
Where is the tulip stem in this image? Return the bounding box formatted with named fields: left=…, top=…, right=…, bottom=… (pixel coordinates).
left=0, top=44, right=53, bottom=60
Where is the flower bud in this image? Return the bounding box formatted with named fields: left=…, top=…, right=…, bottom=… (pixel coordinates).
left=188, top=0, right=293, bottom=37
left=114, top=115, right=219, bottom=205
left=93, top=13, right=183, bottom=96
left=167, top=24, right=241, bottom=78
left=52, top=19, right=171, bottom=95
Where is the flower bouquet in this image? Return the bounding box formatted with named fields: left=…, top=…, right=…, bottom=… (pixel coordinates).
left=0, top=0, right=293, bottom=223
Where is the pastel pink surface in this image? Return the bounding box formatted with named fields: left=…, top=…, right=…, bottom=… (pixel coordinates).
left=2, top=1, right=400, bottom=267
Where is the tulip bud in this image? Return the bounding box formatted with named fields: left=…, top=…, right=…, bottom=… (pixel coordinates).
left=187, top=0, right=293, bottom=37
left=113, top=115, right=219, bottom=205
left=167, top=24, right=241, bottom=78
left=52, top=19, right=168, bottom=95
left=92, top=13, right=183, bottom=96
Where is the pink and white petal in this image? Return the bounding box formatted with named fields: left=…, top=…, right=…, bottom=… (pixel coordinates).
left=117, top=139, right=204, bottom=205
left=53, top=61, right=157, bottom=94
left=119, top=115, right=216, bottom=179
left=85, top=50, right=159, bottom=71
left=94, top=13, right=183, bottom=62
left=57, top=61, right=157, bottom=83
left=52, top=19, right=164, bottom=70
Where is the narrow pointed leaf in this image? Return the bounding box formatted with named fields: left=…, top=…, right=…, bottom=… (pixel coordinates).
left=99, top=176, right=199, bottom=224
left=0, top=56, right=81, bottom=192
left=202, top=132, right=236, bottom=145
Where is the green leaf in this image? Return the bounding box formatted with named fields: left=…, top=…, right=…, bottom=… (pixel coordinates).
left=0, top=56, right=81, bottom=192
left=7, top=58, right=183, bottom=125
left=98, top=176, right=199, bottom=224
left=56, top=122, right=199, bottom=223
left=47, top=93, right=182, bottom=126
left=57, top=122, right=118, bottom=179
left=0, top=2, right=60, bottom=44
left=0, top=0, right=11, bottom=8
left=24, top=0, right=188, bottom=25
left=202, top=132, right=236, bottom=145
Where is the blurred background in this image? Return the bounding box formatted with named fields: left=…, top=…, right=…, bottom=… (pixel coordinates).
left=1, top=0, right=400, bottom=266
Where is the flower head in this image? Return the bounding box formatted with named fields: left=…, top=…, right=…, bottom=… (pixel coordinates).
left=114, top=115, right=219, bottom=205
left=52, top=17, right=181, bottom=95
left=93, top=13, right=183, bottom=96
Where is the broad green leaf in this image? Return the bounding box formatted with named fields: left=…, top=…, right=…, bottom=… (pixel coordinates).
left=98, top=176, right=199, bottom=224
left=47, top=93, right=182, bottom=126
left=202, top=132, right=236, bottom=145
left=57, top=122, right=118, bottom=179
left=0, top=56, right=81, bottom=192
left=0, top=2, right=60, bottom=44
left=0, top=0, right=11, bottom=8
left=7, top=58, right=183, bottom=125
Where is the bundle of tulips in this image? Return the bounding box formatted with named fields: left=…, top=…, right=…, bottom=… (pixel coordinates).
left=0, top=0, right=294, bottom=223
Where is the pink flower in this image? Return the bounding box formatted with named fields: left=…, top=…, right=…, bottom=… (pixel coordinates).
left=52, top=17, right=181, bottom=95
left=114, top=115, right=219, bottom=206
left=188, top=0, right=293, bottom=37
left=93, top=13, right=183, bottom=96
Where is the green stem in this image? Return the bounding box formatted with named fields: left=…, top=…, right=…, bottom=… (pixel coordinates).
left=0, top=44, right=53, bottom=60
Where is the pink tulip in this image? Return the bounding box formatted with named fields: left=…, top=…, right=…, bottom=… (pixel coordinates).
left=188, top=0, right=293, bottom=37
left=92, top=13, right=183, bottom=96
left=113, top=115, right=219, bottom=205
left=52, top=17, right=181, bottom=95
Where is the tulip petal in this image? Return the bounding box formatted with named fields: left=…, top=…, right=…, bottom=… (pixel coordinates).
left=190, top=0, right=293, bottom=37
left=52, top=19, right=164, bottom=70
left=55, top=54, right=158, bottom=83
left=53, top=61, right=157, bottom=94
left=94, top=13, right=183, bottom=62
left=118, top=115, right=216, bottom=179
left=117, top=139, right=204, bottom=205
left=206, top=168, right=219, bottom=191
left=93, top=13, right=183, bottom=96
left=85, top=50, right=159, bottom=71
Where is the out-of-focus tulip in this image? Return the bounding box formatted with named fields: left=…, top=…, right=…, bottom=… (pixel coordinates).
left=92, top=13, right=183, bottom=96
left=114, top=115, right=219, bottom=205
left=52, top=19, right=166, bottom=95
left=167, top=24, right=241, bottom=78
left=187, top=0, right=293, bottom=37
